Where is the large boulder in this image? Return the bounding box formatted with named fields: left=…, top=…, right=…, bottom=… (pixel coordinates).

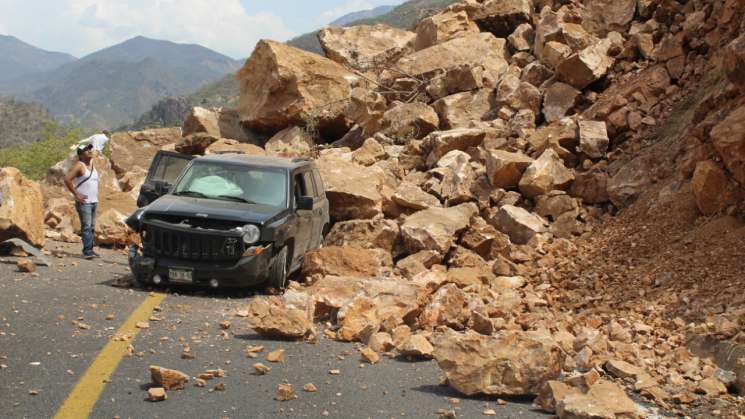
left=382, top=102, right=440, bottom=140
left=244, top=293, right=314, bottom=339
left=319, top=24, right=415, bottom=71
left=492, top=205, right=548, bottom=245
left=557, top=380, right=644, bottom=419
left=264, top=126, right=313, bottom=158
left=724, top=35, right=745, bottom=91
left=316, top=155, right=384, bottom=221
left=204, top=139, right=266, bottom=156
left=392, top=182, right=441, bottom=210
left=414, top=10, right=480, bottom=51
left=424, top=128, right=487, bottom=166
left=556, top=39, right=614, bottom=90
left=182, top=107, right=256, bottom=143
left=469, top=0, right=533, bottom=38
left=519, top=149, right=575, bottom=198
left=543, top=82, right=581, bottom=122
left=581, top=0, right=636, bottom=35
left=401, top=203, right=478, bottom=254
left=486, top=150, right=534, bottom=189
left=710, top=105, right=745, bottom=184
left=494, top=74, right=542, bottom=115
left=433, top=330, right=564, bottom=396
left=433, top=89, right=496, bottom=129
left=0, top=168, right=44, bottom=247
left=382, top=33, right=509, bottom=86
left=324, top=219, right=400, bottom=252
left=96, top=208, right=137, bottom=246
left=346, top=88, right=386, bottom=135
left=109, top=128, right=181, bottom=174
left=237, top=40, right=358, bottom=136
left=302, top=246, right=392, bottom=278
left=691, top=160, right=742, bottom=216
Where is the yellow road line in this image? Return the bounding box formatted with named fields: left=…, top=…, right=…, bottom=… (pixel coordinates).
left=54, top=293, right=167, bottom=419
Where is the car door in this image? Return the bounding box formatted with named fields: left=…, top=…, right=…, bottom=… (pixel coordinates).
left=137, top=151, right=194, bottom=207
left=307, top=168, right=329, bottom=249
left=290, top=170, right=314, bottom=269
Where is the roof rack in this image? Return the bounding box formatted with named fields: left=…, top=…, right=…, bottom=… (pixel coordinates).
left=291, top=157, right=313, bottom=162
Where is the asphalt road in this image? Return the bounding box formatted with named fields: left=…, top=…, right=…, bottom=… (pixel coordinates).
left=0, top=241, right=548, bottom=419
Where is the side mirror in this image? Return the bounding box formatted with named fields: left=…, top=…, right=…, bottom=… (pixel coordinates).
left=155, top=182, right=171, bottom=194
left=296, top=196, right=313, bottom=211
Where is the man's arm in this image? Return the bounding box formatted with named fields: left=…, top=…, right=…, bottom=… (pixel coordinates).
left=64, top=162, right=87, bottom=203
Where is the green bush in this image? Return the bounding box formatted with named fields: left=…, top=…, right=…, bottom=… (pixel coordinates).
left=0, top=122, right=85, bottom=181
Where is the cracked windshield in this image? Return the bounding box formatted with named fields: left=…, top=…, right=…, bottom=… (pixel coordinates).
left=174, top=162, right=287, bottom=207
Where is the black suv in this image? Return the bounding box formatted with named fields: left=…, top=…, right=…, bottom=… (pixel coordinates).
left=126, top=151, right=330, bottom=290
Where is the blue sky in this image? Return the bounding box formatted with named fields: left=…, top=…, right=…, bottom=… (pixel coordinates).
left=0, top=0, right=403, bottom=59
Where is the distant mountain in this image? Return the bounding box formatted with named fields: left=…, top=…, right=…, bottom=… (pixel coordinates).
left=0, top=35, right=76, bottom=82
left=329, top=5, right=396, bottom=26
left=0, top=97, right=60, bottom=148
left=0, top=36, right=241, bottom=129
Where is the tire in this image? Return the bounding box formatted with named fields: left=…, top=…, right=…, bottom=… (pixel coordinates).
left=268, top=246, right=288, bottom=291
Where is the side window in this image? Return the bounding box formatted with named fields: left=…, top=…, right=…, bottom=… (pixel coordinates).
left=312, top=169, right=325, bottom=197
left=302, top=171, right=316, bottom=197
left=293, top=173, right=306, bottom=207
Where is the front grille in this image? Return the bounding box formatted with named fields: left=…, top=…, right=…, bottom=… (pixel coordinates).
left=142, top=222, right=244, bottom=262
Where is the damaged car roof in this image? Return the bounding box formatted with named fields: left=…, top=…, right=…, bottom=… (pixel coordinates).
left=194, top=154, right=312, bottom=169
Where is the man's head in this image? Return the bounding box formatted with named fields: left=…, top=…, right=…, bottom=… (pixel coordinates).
left=102, top=129, right=111, bottom=137
left=76, top=143, right=93, bottom=161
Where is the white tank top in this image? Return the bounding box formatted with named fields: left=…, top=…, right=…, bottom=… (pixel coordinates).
left=74, top=164, right=99, bottom=204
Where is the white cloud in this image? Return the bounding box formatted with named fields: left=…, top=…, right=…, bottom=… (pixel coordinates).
left=0, top=0, right=297, bottom=59
left=319, top=0, right=375, bottom=24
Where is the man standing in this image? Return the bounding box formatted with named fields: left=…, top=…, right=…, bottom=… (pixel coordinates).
left=64, top=143, right=100, bottom=259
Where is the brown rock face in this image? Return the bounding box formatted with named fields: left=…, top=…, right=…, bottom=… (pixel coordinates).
left=183, top=107, right=257, bottom=143
left=710, top=105, right=745, bottom=184
left=582, top=0, right=636, bottom=35
left=433, top=330, right=564, bottom=396
left=433, top=89, right=496, bottom=129
left=319, top=24, right=415, bottom=71
left=150, top=366, right=189, bottom=391
left=264, top=127, right=313, bottom=158
left=175, top=133, right=220, bottom=155
left=495, top=74, right=542, bottom=115
left=383, top=33, right=509, bottom=85
left=398, top=334, right=435, bottom=358
left=509, top=23, right=535, bottom=52
left=569, top=170, right=609, bottom=204
left=556, top=39, right=614, bottom=90
left=238, top=40, right=357, bottom=136
left=392, top=182, right=441, bottom=210
left=109, top=128, right=181, bottom=174
left=324, top=219, right=400, bottom=252
left=415, top=10, right=480, bottom=51
left=0, top=168, right=44, bottom=247
left=691, top=160, right=741, bottom=215
left=302, top=246, right=391, bottom=278
left=204, top=139, right=265, bottom=156
left=535, top=381, right=580, bottom=414
left=486, top=150, right=534, bottom=189
left=424, top=128, right=487, bottom=166
left=347, top=88, right=386, bottom=135
left=557, top=380, right=643, bottom=418
left=492, top=205, right=548, bottom=245
left=316, top=155, right=384, bottom=221
left=382, top=102, right=440, bottom=140
left=470, top=0, right=533, bottom=37
left=543, top=83, right=581, bottom=123
left=578, top=120, right=610, bottom=159
left=401, top=203, right=478, bottom=254
left=724, top=35, right=745, bottom=91
left=96, top=208, right=137, bottom=246
left=519, top=149, right=575, bottom=198
left=418, top=284, right=469, bottom=330
left=244, top=294, right=314, bottom=339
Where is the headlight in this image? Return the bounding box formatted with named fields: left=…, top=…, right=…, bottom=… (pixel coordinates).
left=240, top=224, right=260, bottom=244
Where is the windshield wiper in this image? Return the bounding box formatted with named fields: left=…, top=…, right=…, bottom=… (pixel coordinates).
left=173, top=190, right=208, bottom=199
left=216, top=195, right=256, bottom=204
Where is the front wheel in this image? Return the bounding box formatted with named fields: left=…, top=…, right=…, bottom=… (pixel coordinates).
left=268, top=246, right=288, bottom=291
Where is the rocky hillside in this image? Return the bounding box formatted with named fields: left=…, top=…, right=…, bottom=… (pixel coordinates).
left=0, top=97, right=60, bottom=148
left=4, top=0, right=745, bottom=417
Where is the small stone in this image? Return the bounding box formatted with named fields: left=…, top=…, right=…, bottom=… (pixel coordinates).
left=303, top=383, right=318, bottom=392
left=16, top=259, right=36, bottom=273
left=329, top=369, right=341, bottom=375
left=266, top=348, right=285, bottom=363
left=105, top=314, right=114, bottom=321
left=194, top=378, right=206, bottom=388
left=135, top=322, right=150, bottom=329
left=275, top=383, right=297, bottom=401
left=147, top=387, right=167, bottom=402
left=150, top=366, right=189, bottom=390
left=218, top=320, right=231, bottom=330
left=253, top=363, right=271, bottom=375
left=360, top=347, right=380, bottom=364
left=483, top=409, right=497, bottom=416
left=213, top=382, right=226, bottom=392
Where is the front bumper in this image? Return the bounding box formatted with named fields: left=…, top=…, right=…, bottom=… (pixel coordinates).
left=128, top=245, right=273, bottom=288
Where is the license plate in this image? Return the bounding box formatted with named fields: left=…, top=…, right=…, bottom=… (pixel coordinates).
left=169, top=269, right=193, bottom=283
